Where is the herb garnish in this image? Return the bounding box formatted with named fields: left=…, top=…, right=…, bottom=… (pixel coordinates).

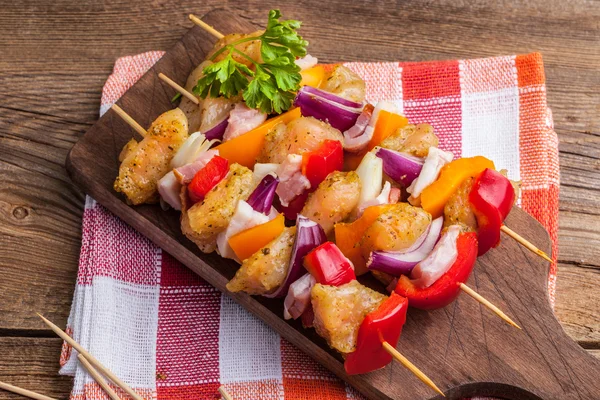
left=193, top=10, right=308, bottom=114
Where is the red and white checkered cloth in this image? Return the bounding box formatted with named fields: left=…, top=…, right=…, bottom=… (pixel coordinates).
left=60, top=51, right=559, bottom=399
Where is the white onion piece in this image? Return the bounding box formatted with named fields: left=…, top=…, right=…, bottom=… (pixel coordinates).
left=295, top=54, right=318, bottom=70
left=355, top=151, right=383, bottom=206
left=357, top=181, right=391, bottom=217
left=253, top=163, right=280, bottom=183
left=216, top=200, right=273, bottom=261
left=284, top=273, right=316, bottom=320
left=157, top=171, right=182, bottom=211
left=171, top=132, right=219, bottom=168
left=410, top=225, right=461, bottom=288
left=407, top=147, right=454, bottom=198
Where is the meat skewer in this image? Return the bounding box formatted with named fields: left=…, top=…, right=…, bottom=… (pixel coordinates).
left=188, top=15, right=551, bottom=264
left=158, top=73, right=199, bottom=105
left=111, top=104, right=146, bottom=137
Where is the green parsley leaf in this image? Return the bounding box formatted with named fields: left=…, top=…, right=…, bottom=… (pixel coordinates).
left=171, top=92, right=182, bottom=103
left=194, top=9, right=308, bottom=114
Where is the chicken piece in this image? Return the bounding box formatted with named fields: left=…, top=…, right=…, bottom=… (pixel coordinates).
left=311, top=280, right=386, bottom=354
left=179, top=60, right=212, bottom=133
left=258, top=116, right=343, bottom=164
left=380, top=123, right=439, bottom=158
left=361, top=202, right=431, bottom=257
left=443, top=177, right=478, bottom=232
left=181, top=163, right=253, bottom=253
left=320, top=65, right=366, bottom=104
left=207, top=31, right=264, bottom=68
left=199, top=96, right=239, bottom=134
left=226, top=226, right=296, bottom=295
left=114, top=108, right=189, bottom=205
left=301, top=171, right=361, bottom=235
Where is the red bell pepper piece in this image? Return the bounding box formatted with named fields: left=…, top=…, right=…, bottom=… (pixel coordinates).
left=187, top=155, right=229, bottom=204
left=344, top=292, right=408, bottom=375
left=394, top=232, right=478, bottom=310
left=469, top=168, right=516, bottom=256
left=301, top=140, right=344, bottom=188
left=303, top=242, right=356, bottom=286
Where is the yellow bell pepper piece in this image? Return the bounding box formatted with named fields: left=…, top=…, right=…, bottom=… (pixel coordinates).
left=300, top=65, right=325, bottom=87
left=228, top=214, right=286, bottom=261
left=215, top=108, right=301, bottom=168
left=420, top=156, right=495, bottom=218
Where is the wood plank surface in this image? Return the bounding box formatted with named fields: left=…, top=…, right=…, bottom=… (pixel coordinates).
left=0, top=0, right=598, bottom=399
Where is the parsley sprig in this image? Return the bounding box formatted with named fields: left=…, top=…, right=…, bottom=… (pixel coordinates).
left=192, top=10, right=308, bottom=114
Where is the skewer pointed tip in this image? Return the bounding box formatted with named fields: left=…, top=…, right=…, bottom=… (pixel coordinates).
left=459, top=283, right=521, bottom=330
left=501, top=225, right=553, bottom=264
left=381, top=342, right=445, bottom=397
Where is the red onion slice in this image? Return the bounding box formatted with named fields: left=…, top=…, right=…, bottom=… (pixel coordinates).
left=367, top=216, right=444, bottom=276
left=202, top=117, right=228, bottom=140
left=375, top=147, right=424, bottom=187
left=266, top=215, right=326, bottom=298
left=300, top=86, right=364, bottom=109
left=294, top=87, right=363, bottom=132
left=247, top=174, right=279, bottom=215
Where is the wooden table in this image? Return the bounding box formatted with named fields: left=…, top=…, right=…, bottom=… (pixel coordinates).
left=0, top=1, right=598, bottom=398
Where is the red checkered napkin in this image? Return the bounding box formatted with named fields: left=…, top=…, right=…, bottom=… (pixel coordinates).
left=59, top=51, right=559, bottom=399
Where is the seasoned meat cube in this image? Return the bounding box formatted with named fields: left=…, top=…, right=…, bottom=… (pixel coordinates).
left=114, top=108, right=189, bottom=205
left=226, top=226, right=296, bottom=295
left=320, top=65, right=366, bottom=103
left=380, top=123, right=439, bottom=158
left=443, top=177, right=478, bottom=232
left=301, top=171, right=361, bottom=235
left=361, top=202, right=431, bottom=257
left=258, top=116, right=343, bottom=164
left=181, top=163, right=253, bottom=252
left=312, top=280, right=386, bottom=354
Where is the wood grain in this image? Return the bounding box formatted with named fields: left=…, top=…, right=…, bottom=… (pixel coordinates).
left=62, top=9, right=600, bottom=399
left=0, top=0, right=598, bottom=398
left=0, top=338, right=72, bottom=400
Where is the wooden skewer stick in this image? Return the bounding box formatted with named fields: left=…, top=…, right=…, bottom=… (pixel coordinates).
left=381, top=342, right=445, bottom=397
left=37, top=314, right=144, bottom=400
left=218, top=386, right=233, bottom=400
left=189, top=14, right=224, bottom=39
left=459, top=283, right=521, bottom=329
left=0, top=381, right=57, bottom=400
left=158, top=73, right=199, bottom=104
left=78, top=354, right=122, bottom=400
left=501, top=225, right=553, bottom=263
left=111, top=104, right=147, bottom=138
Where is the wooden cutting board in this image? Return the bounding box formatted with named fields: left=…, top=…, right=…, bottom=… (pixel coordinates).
left=65, top=8, right=600, bottom=400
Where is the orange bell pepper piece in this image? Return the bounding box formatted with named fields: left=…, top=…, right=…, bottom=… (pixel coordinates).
left=215, top=108, right=301, bottom=168
left=334, top=204, right=396, bottom=275
left=228, top=214, right=285, bottom=261
left=344, top=110, right=409, bottom=171
left=368, top=110, right=408, bottom=151
left=300, top=65, right=325, bottom=87
left=420, top=156, right=495, bottom=218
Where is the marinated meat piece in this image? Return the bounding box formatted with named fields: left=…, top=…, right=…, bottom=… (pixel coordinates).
left=311, top=280, right=386, bottom=354
left=320, top=65, right=366, bottom=103
left=301, top=171, right=361, bottom=235
left=227, top=226, right=296, bottom=295
left=181, top=163, right=253, bottom=252
left=361, top=202, right=431, bottom=257
left=258, top=117, right=343, bottom=164
left=380, top=123, right=439, bottom=158
left=443, top=177, right=478, bottom=232
left=114, top=108, right=189, bottom=205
